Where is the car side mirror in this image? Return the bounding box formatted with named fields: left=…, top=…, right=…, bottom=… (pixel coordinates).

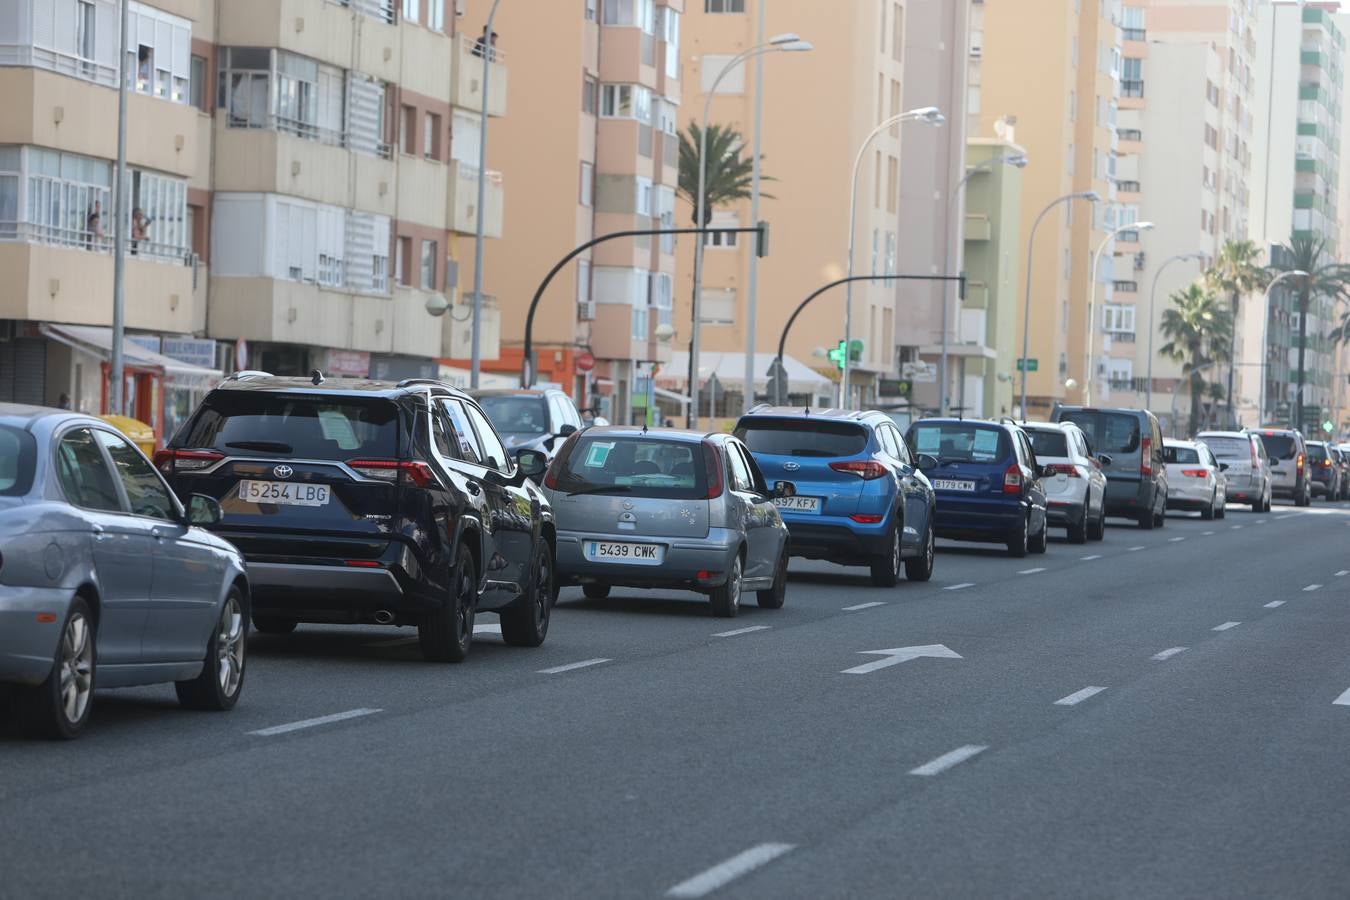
left=772, top=480, right=796, bottom=499
left=1097, top=453, right=1113, bottom=466
left=1218, top=462, right=1229, bottom=472
left=515, top=448, right=548, bottom=480
left=557, top=423, right=578, bottom=438
left=916, top=453, right=939, bottom=471
left=185, top=494, right=222, bottom=526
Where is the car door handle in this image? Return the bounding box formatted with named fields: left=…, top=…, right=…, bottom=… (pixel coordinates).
left=91, top=524, right=106, bottom=541
left=151, top=527, right=163, bottom=541
left=466, top=482, right=481, bottom=496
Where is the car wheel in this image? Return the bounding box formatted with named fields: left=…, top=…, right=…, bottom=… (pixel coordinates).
left=501, top=539, right=553, bottom=648
left=176, top=586, right=248, bottom=711
left=1217, top=499, right=1226, bottom=519
left=1137, top=509, right=1155, bottom=530
left=21, top=596, right=95, bottom=739
left=1007, top=514, right=1029, bottom=557
left=1088, top=504, right=1106, bottom=541
left=1201, top=495, right=1215, bottom=520
left=869, top=525, right=902, bottom=587
left=419, top=545, right=475, bottom=663
left=905, top=525, right=935, bottom=582
left=1068, top=504, right=1088, bottom=544
left=251, top=615, right=297, bottom=635
left=1029, top=516, right=1048, bottom=554
left=709, top=553, right=742, bottom=618
left=582, top=583, right=610, bottom=600
left=757, top=547, right=789, bottom=608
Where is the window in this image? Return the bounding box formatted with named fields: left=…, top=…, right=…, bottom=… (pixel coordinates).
left=1122, top=5, right=1145, bottom=40
left=400, top=105, right=417, bottom=154
left=402, top=0, right=419, bottom=24
left=577, top=259, right=592, bottom=304
left=886, top=155, right=898, bottom=214
left=885, top=231, right=897, bottom=275
left=122, top=3, right=192, bottom=103
left=704, top=211, right=739, bottom=248
left=582, top=74, right=598, bottom=114
left=55, top=428, right=121, bottom=512
left=95, top=429, right=176, bottom=520
left=704, top=0, right=745, bottom=11
left=603, top=0, right=637, bottom=25
left=662, top=7, right=680, bottom=79
left=429, top=0, right=444, bottom=31
left=658, top=186, right=675, bottom=253
left=726, top=443, right=753, bottom=492
left=635, top=176, right=653, bottom=216
left=1102, top=304, right=1135, bottom=333
left=463, top=403, right=508, bottom=471
left=441, top=399, right=484, bottom=464
left=892, top=2, right=903, bottom=62
left=190, top=55, right=207, bottom=111
left=130, top=168, right=190, bottom=258
left=219, top=48, right=350, bottom=148
left=423, top=112, right=441, bottom=160
left=631, top=302, right=649, bottom=340
left=651, top=271, right=673, bottom=326
left=396, top=235, right=412, bottom=285
left=698, top=288, right=736, bottom=325
left=1, top=146, right=111, bottom=247
left=579, top=161, right=594, bottom=206
left=420, top=239, right=437, bottom=290
left=700, top=55, right=744, bottom=93
left=880, top=0, right=888, bottom=53
left=600, top=83, right=652, bottom=120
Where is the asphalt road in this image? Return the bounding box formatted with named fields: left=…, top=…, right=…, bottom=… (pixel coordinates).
left=4, top=500, right=1350, bottom=898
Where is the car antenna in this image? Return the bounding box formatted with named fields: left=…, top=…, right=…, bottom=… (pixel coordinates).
left=310, top=369, right=325, bottom=385
left=641, top=422, right=648, bottom=434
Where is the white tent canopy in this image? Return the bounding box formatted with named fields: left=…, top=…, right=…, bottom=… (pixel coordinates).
left=660, top=352, right=833, bottom=396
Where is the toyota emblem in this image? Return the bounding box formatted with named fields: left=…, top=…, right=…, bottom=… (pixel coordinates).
left=273, top=465, right=294, bottom=479
left=783, top=462, right=800, bottom=471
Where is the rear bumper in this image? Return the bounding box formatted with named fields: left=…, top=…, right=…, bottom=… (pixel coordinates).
left=1103, top=477, right=1153, bottom=516
left=555, top=529, right=740, bottom=589
left=1045, top=498, right=1085, bottom=525
left=246, top=562, right=440, bottom=623
left=932, top=497, right=1023, bottom=541
left=1167, top=483, right=1213, bottom=509
left=781, top=516, right=892, bottom=562
left=0, top=586, right=69, bottom=686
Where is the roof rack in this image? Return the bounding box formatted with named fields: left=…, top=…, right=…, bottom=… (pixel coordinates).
left=224, top=370, right=273, bottom=381
left=396, top=378, right=447, bottom=389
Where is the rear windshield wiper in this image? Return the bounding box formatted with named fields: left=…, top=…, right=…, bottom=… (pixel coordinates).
left=564, top=484, right=634, bottom=497
left=225, top=440, right=295, bottom=453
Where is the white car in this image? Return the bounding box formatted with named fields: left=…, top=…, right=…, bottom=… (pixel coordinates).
left=1022, top=421, right=1108, bottom=543
left=1163, top=439, right=1227, bottom=520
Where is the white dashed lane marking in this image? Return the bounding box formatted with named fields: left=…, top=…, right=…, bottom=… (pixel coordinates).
left=666, top=844, right=796, bottom=899
left=944, top=582, right=975, bottom=591
left=537, top=658, right=612, bottom=675
left=1054, top=686, right=1107, bottom=706
left=1018, top=567, right=1046, bottom=575
left=842, top=601, right=886, bottom=611
left=250, top=708, right=383, bottom=737
left=1080, top=555, right=1102, bottom=561
left=1151, top=647, right=1187, bottom=661
left=1304, top=584, right=1323, bottom=592
left=909, top=745, right=989, bottom=777
left=1212, top=621, right=1242, bottom=632
left=1264, top=601, right=1286, bottom=608
left=713, top=626, right=772, bottom=638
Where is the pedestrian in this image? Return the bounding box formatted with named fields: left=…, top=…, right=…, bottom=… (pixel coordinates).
left=472, top=27, right=499, bottom=61
left=86, top=200, right=103, bottom=248
left=130, top=207, right=152, bottom=255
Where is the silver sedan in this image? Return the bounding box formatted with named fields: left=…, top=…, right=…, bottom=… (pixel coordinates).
left=0, top=406, right=248, bottom=739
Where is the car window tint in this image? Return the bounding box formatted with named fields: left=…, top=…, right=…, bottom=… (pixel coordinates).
left=875, top=424, right=898, bottom=458
left=179, top=393, right=399, bottom=460
left=738, top=444, right=769, bottom=493
left=726, top=443, right=753, bottom=491
left=478, top=395, right=549, bottom=437
left=1257, top=434, right=1297, bottom=459
left=734, top=419, right=868, bottom=457
left=464, top=403, right=509, bottom=471
left=94, top=430, right=176, bottom=520
left=554, top=435, right=707, bottom=500
left=55, top=428, right=123, bottom=511
left=1061, top=411, right=1141, bottom=454
left=1027, top=429, right=1068, bottom=457
left=1307, top=443, right=1328, bottom=460
left=441, top=400, right=484, bottom=464
left=888, top=425, right=912, bottom=464
left=430, top=406, right=459, bottom=459
left=1203, top=436, right=1253, bottom=458
left=1163, top=445, right=1200, bottom=464
left=0, top=424, right=36, bottom=496
left=908, top=423, right=1009, bottom=463
left=1018, top=432, right=1035, bottom=467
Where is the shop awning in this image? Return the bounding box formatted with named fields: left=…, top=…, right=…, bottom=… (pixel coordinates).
left=660, top=352, right=833, bottom=396
left=654, top=387, right=691, bottom=406
left=41, top=324, right=223, bottom=389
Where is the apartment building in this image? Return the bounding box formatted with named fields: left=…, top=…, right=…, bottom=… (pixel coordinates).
left=675, top=0, right=907, bottom=415
left=1250, top=0, right=1343, bottom=428
left=467, top=0, right=682, bottom=426
left=0, top=0, right=502, bottom=444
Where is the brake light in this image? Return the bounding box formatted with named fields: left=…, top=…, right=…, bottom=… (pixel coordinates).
left=344, top=560, right=382, bottom=568
left=1181, top=468, right=1210, bottom=478
left=1322, top=458, right=1333, bottom=468
left=829, top=460, right=889, bottom=480
left=1296, top=452, right=1305, bottom=472
left=153, top=448, right=223, bottom=474
left=1003, top=463, right=1023, bottom=494
left=1045, top=463, right=1081, bottom=478
left=850, top=514, right=884, bottom=523
left=348, top=459, right=436, bottom=488
left=702, top=441, right=724, bottom=499
left=1140, top=436, right=1153, bottom=476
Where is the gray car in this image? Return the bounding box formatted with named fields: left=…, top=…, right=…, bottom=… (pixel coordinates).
left=0, top=406, right=247, bottom=739
left=1252, top=427, right=1310, bottom=506
left=543, top=427, right=794, bottom=617
left=470, top=388, right=583, bottom=462
left=1197, top=431, right=1271, bottom=511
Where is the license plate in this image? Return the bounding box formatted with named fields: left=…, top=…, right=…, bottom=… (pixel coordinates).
left=237, top=480, right=331, bottom=507
left=584, top=541, right=663, bottom=564
left=933, top=479, right=976, bottom=492
left=773, top=495, right=821, bottom=513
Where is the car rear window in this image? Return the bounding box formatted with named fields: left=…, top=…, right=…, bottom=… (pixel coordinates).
left=478, top=396, right=549, bottom=436
left=1201, top=437, right=1251, bottom=459
left=1060, top=411, right=1141, bottom=454
left=907, top=423, right=1009, bottom=463
left=1164, top=446, right=1200, bottom=464
left=734, top=419, right=868, bottom=458
left=553, top=435, right=707, bottom=500
left=1025, top=429, right=1068, bottom=457
left=179, top=393, right=401, bottom=460
left=1307, top=443, right=1328, bottom=460
left=1258, top=433, right=1297, bottom=460
left=0, top=424, right=36, bottom=496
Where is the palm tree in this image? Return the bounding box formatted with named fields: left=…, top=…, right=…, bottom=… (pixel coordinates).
left=1204, top=239, right=1268, bottom=427
left=1159, top=282, right=1233, bottom=437
left=677, top=123, right=773, bottom=225
left=1270, top=234, right=1350, bottom=431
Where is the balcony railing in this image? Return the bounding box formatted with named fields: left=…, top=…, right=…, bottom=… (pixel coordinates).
left=1122, top=80, right=1144, bottom=98
left=331, top=0, right=396, bottom=24
left=1117, top=230, right=1140, bottom=243
left=1123, top=27, right=1146, bottom=41
left=1112, top=280, right=1138, bottom=293
left=0, top=220, right=193, bottom=264
left=1105, top=331, right=1136, bottom=344
left=0, top=44, right=117, bottom=88
left=1117, top=128, right=1142, bottom=141
left=458, top=33, right=509, bottom=64
left=225, top=112, right=392, bottom=159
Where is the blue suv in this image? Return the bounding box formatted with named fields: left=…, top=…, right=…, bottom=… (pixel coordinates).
left=903, top=417, right=1049, bottom=558
left=734, top=407, right=936, bottom=586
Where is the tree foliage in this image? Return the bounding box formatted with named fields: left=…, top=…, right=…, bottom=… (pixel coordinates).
left=1159, top=282, right=1233, bottom=436
left=677, top=123, right=773, bottom=225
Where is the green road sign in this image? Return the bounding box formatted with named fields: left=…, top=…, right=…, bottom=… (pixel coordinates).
left=1016, top=358, right=1039, bottom=373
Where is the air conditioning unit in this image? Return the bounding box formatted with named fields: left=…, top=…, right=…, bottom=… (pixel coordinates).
left=578, top=300, right=597, bottom=321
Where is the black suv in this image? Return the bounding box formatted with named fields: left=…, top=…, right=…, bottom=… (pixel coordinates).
left=156, top=373, right=556, bottom=663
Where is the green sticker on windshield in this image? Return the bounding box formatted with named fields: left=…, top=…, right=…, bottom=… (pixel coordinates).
left=584, top=441, right=615, bottom=468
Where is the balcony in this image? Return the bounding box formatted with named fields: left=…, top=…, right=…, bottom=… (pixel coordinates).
left=1122, top=80, right=1144, bottom=98
left=450, top=34, right=508, bottom=117
left=448, top=161, right=504, bottom=237
left=1112, top=280, right=1139, bottom=294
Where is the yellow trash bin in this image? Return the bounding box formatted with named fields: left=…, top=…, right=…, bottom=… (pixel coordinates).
left=100, top=415, right=156, bottom=457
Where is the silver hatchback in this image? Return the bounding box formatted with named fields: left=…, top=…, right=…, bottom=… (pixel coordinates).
left=543, top=427, right=793, bottom=617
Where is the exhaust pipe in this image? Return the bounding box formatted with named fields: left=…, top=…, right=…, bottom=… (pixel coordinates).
left=373, top=610, right=395, bottom=625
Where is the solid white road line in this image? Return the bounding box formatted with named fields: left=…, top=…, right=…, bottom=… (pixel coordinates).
left=1336, top=570, right=1349, bottom=577
left=909, top=744, right=989, bottom=777
left=1151, top=647, right=1188, bottom=661
left=1169, top=537, right=1186, bottom=543
left=1080, top=554, right=1102, bottom=561
left=537, top=658, right=612, bottom=675
left=250, top=708, right=382, bottom=737
left=842, top=601, right=886, bottom=611
left=1333, top=687, right=1350, bottom=707
left=1018, top=567, right=1046, bottom=575
left=944, top=582, right=975, bottom=591
left=1054, top=686, right=1107, bottom=706
left=1304, top=584, right=1323, bottom=592
left=1264, top=601, right=1286, bottom=608
left=1129, top=546, right=1145, bottom=552
left=1212, top=621, right=1242, bottom=631
left=713, top=625, right=772, bottom=638
left=666, top=844, right=796, bottom=899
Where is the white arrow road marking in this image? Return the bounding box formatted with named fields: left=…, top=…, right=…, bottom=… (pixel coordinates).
left=1212, top=621, right=1242, bottom=631
left=1264, top=601, right=1285, bottom=608
left=1334, top=688, right=1350, bottom=707
left=909, top=744, right=989, bottom=776
left=841, top=644, right=963, bottom=675
left=944, top=582, right=975, bottom=591
left=1018, top=567, right=1046, bottom=575
left=666, top=844, right=796, bottom=899
left=537, top=658, right=612, bottom=675
left=713, top=625, right=772, bottom=638
left=250, top=708, right=382, bottom=737
left=1304, top=584, right=1323, bottom=592
left=842, top=601, right=886, bottom=611
left=1080, top=554, right=1102, bottom=561
left=1054, top=686, right=1107, bottom=706
left=1151, top=647, right=1187, bottom=661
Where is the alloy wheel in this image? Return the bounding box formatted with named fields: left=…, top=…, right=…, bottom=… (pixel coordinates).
left=533, top=547, right=553, bottom=627
left=727, top=557, right=742, bottom=613
left=215, top=594, right=246, bottom=699
left=59, top=612, right=94, bottom=726
left=891, top=530, right=902, bottom=575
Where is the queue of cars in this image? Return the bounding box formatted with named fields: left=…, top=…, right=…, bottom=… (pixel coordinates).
left=1, top=377, right=1338, bottom=739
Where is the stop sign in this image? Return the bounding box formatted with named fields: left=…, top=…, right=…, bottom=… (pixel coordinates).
left=575, top=350, right=596, bottom=373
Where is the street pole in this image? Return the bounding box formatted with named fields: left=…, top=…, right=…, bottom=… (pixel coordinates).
left=742, top=0, right=767, bottom=415
left=469, top=0, right=502, bottom=390
left=1257, top=269, right=1307, bottom=425
left=1019, top=191, right=1097, bottom=419
left=1145, top=253, right=1204, bottom=411
left=842, top=107, right=943, bottom=411
left=1084, top=220, right=1153, bottom=407
left=110, top=0, right=130, bottom=415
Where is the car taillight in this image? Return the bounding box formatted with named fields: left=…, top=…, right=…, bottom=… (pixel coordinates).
left=1003, top=463, right=1023, bottom=494
left=1181, top=468, right=1210, bottom=478
left=702, top=441, right=724, bottom=499
left=348, top=459, right=436, bottom=488
left=153, top=448, right=224, bottom=474
left=850, top=514, right=884, bottom=523
left=1140, top=436, right=1153, bottom=476
left=1045, top=463, right=1080, bottom=478
left=1321, top=459, right=1332, bottom=468
left=1296, top=452, right=1305, bottom=472
left=829, top=460, right=889, bottom=479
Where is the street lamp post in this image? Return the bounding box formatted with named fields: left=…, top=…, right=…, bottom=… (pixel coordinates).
left=687, top=34, right=812, bottom=427
left=1144, top=252, right=1205, bottom=411
left=468, top=0, right=503, bottom=390
left=1257, top=269, right=1309, bottom=425
left=941, top=153, right=1027, bottom=415
left=841, top=106, right=945, bottom=410
left=1084, top=220, right=1154, bottom=407
left=1018, top=191, right=1099, bottom=419
left=110, top=0, right=130, bottom=414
